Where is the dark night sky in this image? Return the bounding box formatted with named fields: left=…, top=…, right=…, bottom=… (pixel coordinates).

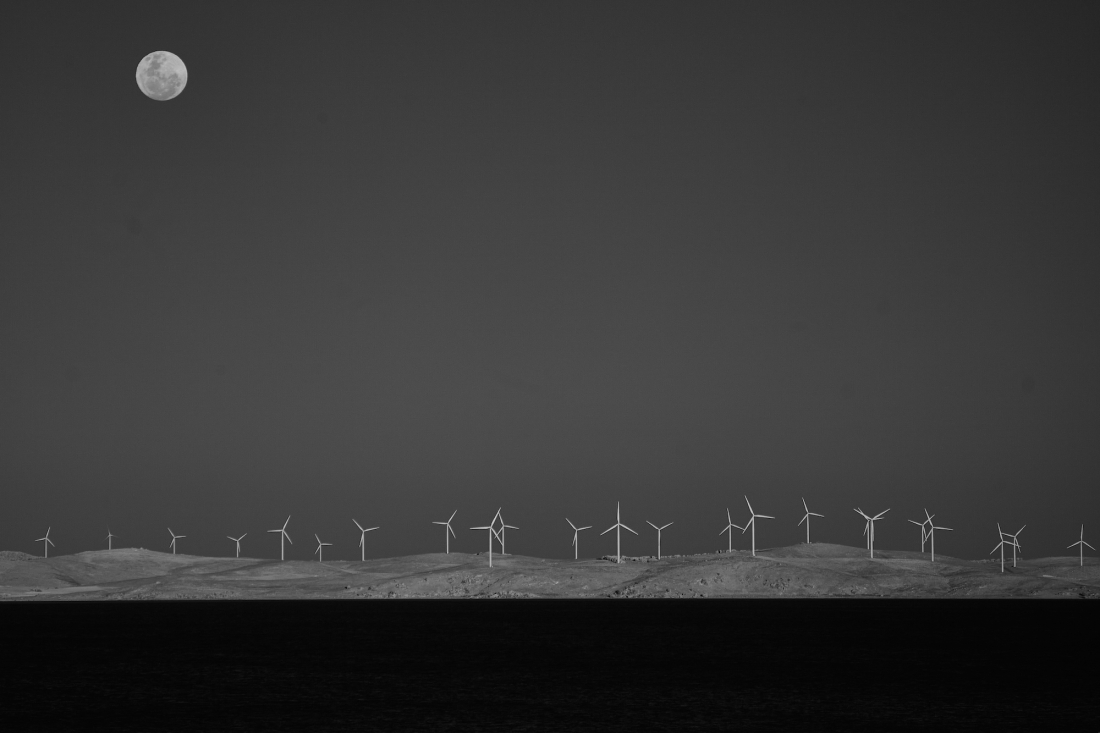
left=2, top=1, right=1098, bottom=562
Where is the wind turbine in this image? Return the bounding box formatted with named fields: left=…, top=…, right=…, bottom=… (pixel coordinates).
left=1068, top=525, right=1095, bottom=567
left=352, top=519, right=378, bottom=562
left=470, top=515, right=499, bottom=567
left=227, top=533, right=246, bottom=558
left=719, top=508, right=743, bottom=553
left=1005, top=525, right=1025, bottom=567
left=37, top=527, right=54, bottom=558
left=168, top=528, right=185, bottom=555
left=907, top=513, right=932, bottom=553
left=646, top=521, right=673, bottom=560
left=268, top=515, right=292, bottom=561
left=990, top=523, right=1017, bottom=573
left=853, top=508, right=889, bottom=558
left=798, top=498, right=823, bottom=544
left=314, top=534, right=332, bottom=562
left=925, top=511, right=952, bottom=563
left=566, top=518, right=591, bottom=560
left=432, top=510, right=457, bottom=553
left=105, top=528, right=116, bottom=550
left=600, top=501, right=637, bottom=563
left=491, top=509, right=519, bottom=555
left=741, top=496, right=773, bottom=557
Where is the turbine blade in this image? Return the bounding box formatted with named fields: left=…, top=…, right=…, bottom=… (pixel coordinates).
left=601, top=526, right=615, bottom=535
left=448, top=509, right=457, bottom=522
left=799, top=514, right=808, bottom=526
left=579, top=526, right=591, bottom=531
left=567, top=518, right=577, bottom=530
left=624, top=525, right=638, bottom=535
left=647, top=521, right=658, bottom=530
left=353, top=519, right=364, bottom=531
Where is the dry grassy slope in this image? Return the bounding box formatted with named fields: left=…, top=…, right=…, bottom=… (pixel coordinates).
left=1, top=544, right=1097, bottom=600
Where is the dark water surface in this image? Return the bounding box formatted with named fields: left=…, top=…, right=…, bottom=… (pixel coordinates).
left=5, top=599, right=1096, bottom=731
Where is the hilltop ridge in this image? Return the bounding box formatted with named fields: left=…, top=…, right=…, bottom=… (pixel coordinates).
left=1, top=543, right=1096, bottom=600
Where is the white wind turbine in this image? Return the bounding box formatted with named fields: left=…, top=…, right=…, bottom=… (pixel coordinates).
left=600, top=502, right=638, bottom=564
left=168, top=528, right=185, bottom=555
left=566, top=518, right=591, bottom=560
left=432, top=510, right=458, bottom=554
left=1068, top=525, right=1095, bottom=567
left=352, top=519, right=379, bottom=561
left=1004, top=525, right=1025, bottom=567
left=646, top=521, right=673, bottom=560
left=227, top=533, right=246, bottom=558
left=720, top=508, right=744, bottom=553
left=37, top=527, right=55, bottom=558
left=105, top=528, right=117, bottom=550
left=486, top=508, right=518, bottom=555
left=798, top=498, right=824, bottom=544
left=924, top=511, right=952, bottom=563
left=314, top=534, right=332, bottom=562
left=268, top=515, right=292, bottom=561
left=907, top=513, right=932, bottom=553
left=741, top=496, right=773, bottom=558
left=990, top=523, right=1018, bottom=573
left=470, top=514, right=500, bottom=567
left=854, top=508, right=889, bottom=558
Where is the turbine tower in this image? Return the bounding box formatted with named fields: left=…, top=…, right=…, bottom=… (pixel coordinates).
left=105, top=528, right=116, bottom=551
left=600, top=501, right=637, bottom=564
left=566, top=518, right=591, bottom=560
left=37, top=527, right=54, bottom=558
left=719, top=508, right=743, bottom=553
left=853, top=508, right=889, bottom=558
left=353, top=519, right=379, bottom=562
left=798, top=498, right=823, bottom=544
left=741, top=496, right=773, bottom=557
left=1068, top=525, right=1095, bottom=567
left=228, top=533, right=246, bottom=558
left=268, top=515, right=292, bottom=561
left=168, top=528, right=185, bottom=555
left=432, top=510, right=457, bottom=554
left=646, top=521, right=673, bottom=560
left=314, top=534, right=332, bottom=562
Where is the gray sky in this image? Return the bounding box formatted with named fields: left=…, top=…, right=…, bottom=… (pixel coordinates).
left=1, top=1, right=1097, bottom=561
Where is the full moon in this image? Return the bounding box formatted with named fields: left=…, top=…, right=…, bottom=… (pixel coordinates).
left=136, top=51, right=188, bottom=101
